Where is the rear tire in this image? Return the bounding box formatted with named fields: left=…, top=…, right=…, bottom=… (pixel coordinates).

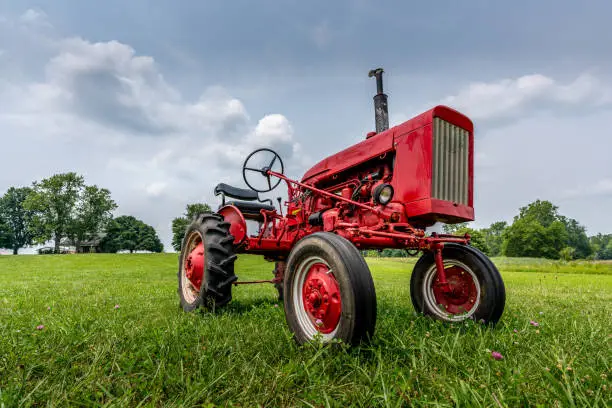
left=178, top=213, right=238, bottom=311
left=283, top=232, right=377, bottom=345
left=410, top=243, right=505, bottom=324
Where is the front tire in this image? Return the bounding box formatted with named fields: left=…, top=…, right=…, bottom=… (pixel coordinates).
left=410, top=243, right=505, bottom=324
left=178, top=213, right=238, bottom=312
left=283, top=232, right=377, bottom=345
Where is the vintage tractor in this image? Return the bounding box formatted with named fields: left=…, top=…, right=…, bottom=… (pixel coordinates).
left=178, top=68, right=505, bottom=346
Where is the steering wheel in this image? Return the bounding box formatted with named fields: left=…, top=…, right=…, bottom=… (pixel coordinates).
left=242, top=148, right=285, bottom=193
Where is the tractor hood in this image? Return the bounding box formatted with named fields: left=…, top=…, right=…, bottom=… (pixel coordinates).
left=301, top=130, right=394, bottom=184
left=301, top=105, right=471, bottom=185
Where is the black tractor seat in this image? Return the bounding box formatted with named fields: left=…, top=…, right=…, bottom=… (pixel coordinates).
left=226, top=201, right=275, bottom=215
left=214, top=183, right=275, bottom=218
left=214, top=183, right=259, bottom=201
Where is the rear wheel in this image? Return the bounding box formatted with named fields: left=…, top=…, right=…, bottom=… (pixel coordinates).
left=410, top=243, right=505, bottom=324
left=178, top=213, right=238, bottom=311
left=284, top=232, right=377, bottom=345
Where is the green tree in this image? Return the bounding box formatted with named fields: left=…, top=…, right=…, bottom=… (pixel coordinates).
left=482, top=221, right=507, bottom=257
left=516, top=199, right=559, bottom=227
left=442, top=222, right=469, bottom=234
left=0, top=187, right=36, bottom=254
left=502, top=217, right=568, bottom=259
left=589, top=234, right=612, bottom=260
left=24, top=173, right=84, bottom=254
left=171, top=203, right=212, bottom=251
left=559, top=216, right=591, bottom=259
left=68, top=186, right=117, bottom=252
left=442, top=223, right=489, bottom=254
left=453, top=227, right=490, bottom=255
left=101, top=215, right=163, bottom=253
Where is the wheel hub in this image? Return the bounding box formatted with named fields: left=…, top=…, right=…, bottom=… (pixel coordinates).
left=433, top=266, right=477, bottom=315
left=185, top=242, right=204, bottom=290
left=302, top=263, right=341, bottom=334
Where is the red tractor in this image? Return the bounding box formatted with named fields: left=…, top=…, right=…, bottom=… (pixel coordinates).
left=178, top=68, right=505, bottom=346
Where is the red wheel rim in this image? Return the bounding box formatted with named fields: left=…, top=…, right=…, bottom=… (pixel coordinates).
left=301, top=262, right=342, bottom=334
left=432, top=265, right=478, bottom=315
left=184, top=241, right=204, bottom=291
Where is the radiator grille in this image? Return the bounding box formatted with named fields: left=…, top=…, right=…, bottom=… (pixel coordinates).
left=432, top=118, right=469, bottom=205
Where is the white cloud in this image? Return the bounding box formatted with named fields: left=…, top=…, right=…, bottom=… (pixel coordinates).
left=311, top=21, right=332, bottom=49
left=0, top=13, right=303, bottom=250
left=441, top=73, right=611, bottom=124
left=562, top=179, right=612, bottom=199
left=19, top=8, right=51, bottom=28
left=145, top=182, right=168, bottom=197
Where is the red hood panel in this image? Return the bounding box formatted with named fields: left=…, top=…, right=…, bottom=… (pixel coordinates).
left=301, top=105, right=471, bottom=184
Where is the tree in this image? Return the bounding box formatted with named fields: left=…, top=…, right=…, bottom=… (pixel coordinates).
left=442, top=222, right=489, bottom=254
left=68, top=186, right=117, bottom=252
left=453, top=226, right=490, bottom=255
left=24, top=173, right=85, bottom=253
left=171, top=203, right=212, bottom=251
left=100, top=215, right=163, bottom=253
left=590, top=234, right=612, bottom=260
left=442, top=222, right=469, bottom=234
left=502, top=217, right=568, bottom=259
left=482, top=221, right=507, bottom=257
left=502, top=199, right=595, bottom=259
left=0, top=187, right=36, bottom=254
left=23, top=173, right=117, bottom=254
left=516, top=199, right=559, bottom=227
left=559, top=216, right=591, bottom=259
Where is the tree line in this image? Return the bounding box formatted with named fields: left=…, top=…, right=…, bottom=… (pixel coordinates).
left=0, top=173, right=163, bottom=254
left=371, top=199, right=611, bottom=260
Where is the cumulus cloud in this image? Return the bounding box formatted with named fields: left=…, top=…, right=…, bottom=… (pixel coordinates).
left=0, top=12, right=303, bottom=250
left=442, top=73, right=612, bottom=125
left=311, top=21, right=332, bottom=49
left=562, top=179, right=612, bottom=199
left=19, top=8, right=50, bottom=26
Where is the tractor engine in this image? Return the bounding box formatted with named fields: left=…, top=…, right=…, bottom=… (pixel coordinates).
left=299, top=69, right=474, bottom=232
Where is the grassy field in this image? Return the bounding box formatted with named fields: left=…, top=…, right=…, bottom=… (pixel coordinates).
left=0, top=254, right=610, bottom=407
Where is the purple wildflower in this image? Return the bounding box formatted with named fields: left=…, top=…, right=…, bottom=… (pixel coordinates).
left=274, top=304, right=279, bottom=308
left=114, top=304, right=120, bottom=310
left=36, top=325, right=45, bottom=330
left=513, top=329, right=518, bottom=333
left=491, top=351, right=503, bottom=360
left=315, top=319, right=323, bottom=327
left=530, top=320, right=539, bottom=327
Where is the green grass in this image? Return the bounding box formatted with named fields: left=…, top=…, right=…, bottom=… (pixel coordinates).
left=0, top=254, right=610, bottom=407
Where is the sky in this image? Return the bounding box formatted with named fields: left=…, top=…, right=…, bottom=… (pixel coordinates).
left=1, top=1, right=611, bottom=253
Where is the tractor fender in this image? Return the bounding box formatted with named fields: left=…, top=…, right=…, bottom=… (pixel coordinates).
left=218, top=205, right=247, bottom=245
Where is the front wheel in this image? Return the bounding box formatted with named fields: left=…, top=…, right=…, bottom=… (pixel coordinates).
left=410, top=243, right=505, bottom=324
left=284, top=232, right=377, bottom=345
left=178, top=213, right=238, bottom=311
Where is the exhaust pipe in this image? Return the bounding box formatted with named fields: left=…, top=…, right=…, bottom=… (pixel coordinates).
left=368, top=68, right=389, bottom=133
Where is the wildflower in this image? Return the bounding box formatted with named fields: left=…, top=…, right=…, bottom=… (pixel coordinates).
left=36, top=325, right=44, bottom=330
left=491, top=351, right=504, bottom=360
left=114, top=304, right=120, bottom=309
left=535, top=330, right=540, bottom=334
left=274, top=304, right=279, bottom=308
left=47, top=306, right=51, bottom=311
left=513, top=329, right=518, bottom=333
left=539, top=311, right=543, bottom=315
left=315, top=319, right=323, bottom=327
left=530, top=321, right=539, bottom=327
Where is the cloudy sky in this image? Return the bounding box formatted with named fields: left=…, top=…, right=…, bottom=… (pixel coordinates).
left=1, top=1, right=611, bottom=252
